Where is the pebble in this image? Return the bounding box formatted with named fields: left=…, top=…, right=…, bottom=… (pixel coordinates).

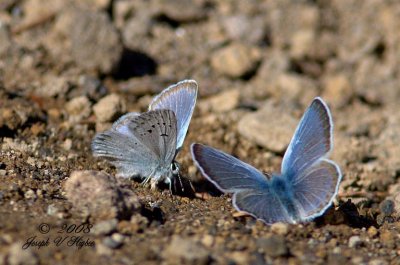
left=202, top=89, right=240, bottom=113
left=47, top=204, right=60, bottom=216
left=93, top=94, right=126, bottom=123
left=222, top=15, right=265, bottom=44
left=322, top=74, right=353, bottom=108
left=102, top=233, right=124, bottom=249
left=64, top=170, right=141, bottom=221
left=156, top=0, right=207, bottom=23
left=290, top=29, right=315, bottom=58
left=36, top=75, right=69, bottom=98
left=367, top=226, right=378, bottom=238
left=379, top=199, right=395, bottom=216
left=238, top=101, right=297, bottom=152
left=52, top=7, right=123, bottom=74
left=348, top=235, right=362, bottom=248
left=211, top=43, right=261, bottom=78
left=7, top=242, right=38, bottom=265
left=91, top=219, right=118, bottom=236
left=256, top=235, right=288, bottom=258
left=24, top=189, right=36, bottom=200
left=368, top=259, right=389, bottom=265
left=270, top=222, right=289, bottom=236
left=65, top=96, right=91, bottom=123
left=379, top=230, right=396, bottom=249
left=163, top=236, right=210, bottom=264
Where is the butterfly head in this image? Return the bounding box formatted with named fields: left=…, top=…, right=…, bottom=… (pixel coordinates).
left=170, top=161, right=180, bottom=177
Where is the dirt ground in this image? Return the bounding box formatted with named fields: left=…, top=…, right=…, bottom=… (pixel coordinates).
left=1, top=0, right=400, bottom=264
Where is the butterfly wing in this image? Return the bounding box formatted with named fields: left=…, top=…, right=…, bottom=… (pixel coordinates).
left=92, top=110, right=177, bottom=179
left=281, top=97, right=333, bottom=179
left=281, top=97, right=341, bottom=221
left=149, top=80, right=198, bottom=150
left=291, top=159, right=342, bottom=220
left=191, top=143, right=292, bottom=224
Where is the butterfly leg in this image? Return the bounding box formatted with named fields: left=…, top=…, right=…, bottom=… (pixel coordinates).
left=141, top=174, right=153, bottom=186
left=150, top=178, right=158, bottom=190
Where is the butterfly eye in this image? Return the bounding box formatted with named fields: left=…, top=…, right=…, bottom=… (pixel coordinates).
left=171, top=162, right=180, bottom=175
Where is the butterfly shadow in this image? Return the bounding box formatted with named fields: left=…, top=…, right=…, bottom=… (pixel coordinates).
left=314, top=199, right=377, bottom=228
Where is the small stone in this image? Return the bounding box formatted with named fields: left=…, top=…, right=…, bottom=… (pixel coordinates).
left=367, top=226, right=378, bottom=238
left=62, top=139, right=72, bottom=151
left=230, top=251, right=249, bottom=264
left=379, top=230, right=396, bottom=249
left=222, top=15, right=265, bottom=44
left=238, top=101, right=298, bottom=152
left=201, top=234, right=214, bottom=248
left=211, top=43, right=261, bottom=78
left=64, top=170, right=141, bottom=221
left=91, top=219, right=118, bottom=236
left=163, top=236, right=210, bottom=264
left=322, top=74, right=353, bottom=108
left=65, top=96, right=91, bottom=122
left=290, top=30, right=316, bottom=59
left=93, top=94, right=126, bottom=123
left=379, top=199, right=395, bottom=216
left=47, top=204, right=60, bottom=216
left=82, top=0, right=111, bottom=10
left=24, top=189, right=36, bottom=200
left=36, top=75, right=69, bottom=98
left=156, top=0, right=207, bottom=23
left=202, top=89, right=240, bottom=113
left=348, top=236, right=362, bottom=248
left=102, top=234, right=123, bottom=249
left=270, top=222, right=289, bottom=236
left=256, top=235, right=288, bottom=258
left=368, top=259, right=388, bottom=265
left=7, top=242, right=38, bottom=265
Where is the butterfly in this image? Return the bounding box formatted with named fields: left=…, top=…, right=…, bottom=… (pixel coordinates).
left=92, top=80, right=198, bottom=189
left=191, top=97, right=342, bottom=224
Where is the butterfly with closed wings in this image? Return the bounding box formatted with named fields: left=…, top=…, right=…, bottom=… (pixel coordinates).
left=191, top=97, right=342, bottom=224
left=92, top=80, right=198, bottom=191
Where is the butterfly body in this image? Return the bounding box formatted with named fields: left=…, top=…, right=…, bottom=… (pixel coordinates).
left=192, top=97, right=342, bottom=224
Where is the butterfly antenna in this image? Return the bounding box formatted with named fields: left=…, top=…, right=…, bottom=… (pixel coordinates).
left=177, top=172, right=185, bottom=193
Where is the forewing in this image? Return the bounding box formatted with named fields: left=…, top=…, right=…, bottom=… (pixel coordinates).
left=111, top=112, right=140, bottom=136
left=292, top=159, right=342, bottom=220
left=191, top=144, right=269, bottom=192
left=233, top=189, right=293, bottom=224
left=149, top=80, right=198, bottom=149
left=128, top=109, right=177, bottom=165
left=281, top=97, right=333, bottom=178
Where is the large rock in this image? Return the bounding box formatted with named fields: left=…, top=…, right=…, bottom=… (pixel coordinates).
left=93, top=94, right=126, bottom=123
left=211, top=43, right=261, bottom=78
left=238, top=101, right=298, bottom=153
left=163, top=236, right=210, bottom=264
left=64, top=171, right=141, bottom=221
left=50, top=7, right=123, bottom=74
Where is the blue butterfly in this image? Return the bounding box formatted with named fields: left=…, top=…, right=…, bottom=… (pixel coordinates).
left=92, top=80, right=198, bottom=189
left=191, top=97, right=342, bottom=224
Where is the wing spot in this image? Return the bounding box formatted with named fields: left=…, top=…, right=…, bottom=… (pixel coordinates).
left=160, top=133, right=168, bottom=137
left=147, top=130, right=152, bottom=133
